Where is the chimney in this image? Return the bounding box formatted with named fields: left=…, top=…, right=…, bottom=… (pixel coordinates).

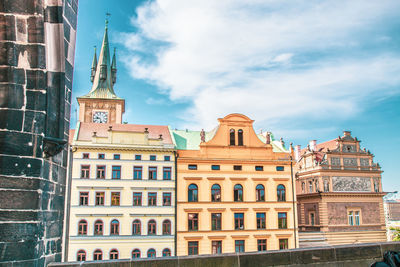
left=295, top=145, right=301, bottom=161
left=309, top=140, right=317, bottom=151
left=343, top=130, right=351, bottom=137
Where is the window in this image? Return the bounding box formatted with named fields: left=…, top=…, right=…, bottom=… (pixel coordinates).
left=148, top=192, right=157, bottom=206
left=230, top=129, right=235, bottom=145
left=255, top=166, right=263, bottom=171
left=133, top=192, right=142, bottom=206
left=149, top=167, right=157, bottom=180
left=163, top=167, right=171, bottom=180
left=276, top=166, right=284, bottom=171
left=77, top=250, right=86, bottom=261
left=110, top=219, right=119, bottom=235
left=258, top=239, right=267, bottom=251
left=113, top=154, right=120, bottom=160
left=238, top=129, right=243, bottom=146
left=309, top=181, right=313, bottom=193
left=235, top=240, right=245, bottom=253
left=277, top=184, right=286, bottom=202
left=110, top=249, right=119, bottom=260
left=98, top=153, right=105, bottom=159
left=348, top=210, right=361, bottom=226
left=96, top=165, right=105, bottom=179
left=211, top=165, right=220, bottom=170
left=135, top=154, right=142, bottom=160
left=211, top=184, right=221, bottom=202
left=188, top=213, right=198, bottom=231
left=256, top=184, right=265, bottom=201
left=133, top=166, right=142, bottom=180
left=78, top=220, right=87, bottom=235
left=93, top=249, right=102, bottom=260
left=112, top=166, right=121, bottom=179
left=234, top=184, right=243, bottom=202
left=188, top=164, right=197, bottom=170
left=212, top=241, right=222, bottom=254
left=132, top=219, right=141, bottom=235
left=256, top=213, right=266, bottom=229
left=164, top=155, right=171, bottom=161
left=315, top=180, right=319, bottom=192
left=188, top=184, right=198, bottom=202
left=111, top=192, right=120, bottom=206
left=147, top=248, right=156, bottom=258
left=150, top=155, right=156, bottom=161
left=278, top=212, right=287, bottom=229
left=301, top=182, right=305, bottom=193
left=95, top=192, right=104, bottom=206
left=235, top=213, right=244, bottom=230
left=188, top=241, right=198, bottom=255
left=79, top=192, right=89, bottom=206
left=81, top=165, right=90, bottom=178
left=163, top=192, right=171, bottom=206
left=94, top=220, right=103, bottom=235
left=279, top=239, right=288, bottom=250
left=162, top=248, right=171, bottom=257
left=233, top=165, right=242, bottom=171
left=132, top=249, right=140, bottom=259
left=212, top=213, right=221, bottom=230
left=82, top=153, right=89, bottom=159
left=163, top=220, right=171, bottom=235
left=310, top=212, right=315, bottom=226
left=148, top=220, right=156, bottom=235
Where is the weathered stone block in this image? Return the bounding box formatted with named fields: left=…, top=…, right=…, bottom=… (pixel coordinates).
left=23, top=110, right=46, bottom=134
left=0, top=210, right=38, bottom=221
left=0, top=222, right=40, bottom=242
left=335, top=243, right=381, bottom=261
left=0, top=175, right=40, bottom=190
left=0, top=0, right=43, bottom=15
left=45, top=6, right=63, bottom=23
left=0, top=240, right=36, bottom=261
left=26, top=89, right=46, bottom=112
left=240, top=250, right=291, bottom=266
left=0, top=14, right=16, bottom=41
left=0, top=83, right=24, bottom=109
left=0, top=109, right=23, bottom=131
left=26, top=69, right=46, bottom=89
left=290, top=247, right=335, bottom=264
left=0, top=190, right=39, bottom=209
left=0, top=66, right=25, bottom=84
left=0, top=42, right=18, bottom=66
left=0, top=155, right=42, bottom=177
left=27, top=16, right=44, bottom=43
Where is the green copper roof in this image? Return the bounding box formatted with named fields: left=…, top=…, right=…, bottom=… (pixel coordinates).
left=80, top=20, right=121, bottom=100
left=256, top=133, right=289, bottom=153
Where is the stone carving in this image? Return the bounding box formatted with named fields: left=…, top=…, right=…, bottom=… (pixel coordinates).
left=360, top=158, right=369, bottom=166
left=373, top=178, right=379, bottom=192
left=331, top=157, right=340, bottom=166
left=200, top=129, right=206, bottom=143
left=323, top=179, right=330, bottom=192
left=332, top=176, right=371, bottom=192
left=343, top=144, right=356, bottom=153
left=343, top=158, right=357, bottom=166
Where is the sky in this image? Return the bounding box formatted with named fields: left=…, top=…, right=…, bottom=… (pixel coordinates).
left=71, top=0, right=400, bottom=192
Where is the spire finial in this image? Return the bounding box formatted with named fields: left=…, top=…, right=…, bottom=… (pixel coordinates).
left=105, top=12, right=111, bottom=28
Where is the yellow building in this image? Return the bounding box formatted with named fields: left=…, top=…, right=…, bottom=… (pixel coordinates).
left=66, top=22, right=176, bottom=261
left=170, top=114, right=298, bottom=256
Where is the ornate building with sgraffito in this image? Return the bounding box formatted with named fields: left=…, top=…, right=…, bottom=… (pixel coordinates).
left=170, top=114, right=298, bottom=256
left=295, top=131, right=386, bottom=247
left=66, top=22, right=176, bottom=261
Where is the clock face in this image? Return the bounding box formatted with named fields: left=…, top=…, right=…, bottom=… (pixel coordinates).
left=93, top=111, right=108, bottom=123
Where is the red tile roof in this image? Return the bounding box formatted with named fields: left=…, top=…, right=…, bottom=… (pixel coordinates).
left=76, top=122, right=173, bottom=144
left=301, top=139, right=338, bottom=154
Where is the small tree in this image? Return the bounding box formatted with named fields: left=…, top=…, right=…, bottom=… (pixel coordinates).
left=389, top=227, right=400, bottom=241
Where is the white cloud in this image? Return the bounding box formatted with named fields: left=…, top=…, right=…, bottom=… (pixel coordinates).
left=121, top=0, right=400, bottom=130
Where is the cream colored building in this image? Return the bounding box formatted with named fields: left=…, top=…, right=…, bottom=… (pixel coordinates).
left=66, top=23, right=175, bottom=261
left=170, top=114, right=298, bottom=256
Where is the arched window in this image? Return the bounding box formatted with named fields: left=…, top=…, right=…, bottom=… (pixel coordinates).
left=256, top=184, right=265, bottom=201
left=147, top=248, right=156, bottom=258
left=188, top=184, right=198, bottom=202
left=211, top=184, right=221, bottom=202
left=230, top=129, right=235, bottom=145
left=78, top=220, right=87, bottom=235
left=110, top=219, right=119, bottom=235
left=94, top=220, right=103, bottom=235
left=238, top=129, right=243, bottom=146
left=132, top=249, right=141, bottom=259
left=109, top=249, right=119, bottom=260
left=77, top=250, right=86, bottom=261
left=93, top=249, right=102, bottom=261
left=277, top=184, right=286, bottom=202
left=132, top=219, right=141, bottom=235
left=234, top=184, right=243, bottom=202
left=148, top=220, right=157, bottom=235
left=162, top=248, right=171, bottom=257
left=162, top=219, right=171, bottom=235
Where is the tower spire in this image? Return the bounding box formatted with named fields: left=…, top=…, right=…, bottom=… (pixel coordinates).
left=111, top=47, right=117, bottom=84
left=90, top=46, right=97, bottom=83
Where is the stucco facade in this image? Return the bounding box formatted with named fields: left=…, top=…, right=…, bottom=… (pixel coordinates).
left=171, top=114, right=298, bottom=256
left=295, top=131, right=386, bottom=247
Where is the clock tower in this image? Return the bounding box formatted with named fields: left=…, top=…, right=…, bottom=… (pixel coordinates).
left=77, top=20, right=125, bottom=124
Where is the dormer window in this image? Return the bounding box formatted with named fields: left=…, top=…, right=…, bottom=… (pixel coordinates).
left=238, top=129, right=243, bottom=146
left=230, top=129, right=235, bottom=146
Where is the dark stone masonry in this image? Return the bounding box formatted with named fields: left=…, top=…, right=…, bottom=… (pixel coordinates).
left=0, top=0, right=78, bottom=266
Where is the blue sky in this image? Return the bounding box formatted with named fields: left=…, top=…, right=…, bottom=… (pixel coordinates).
left=72, top=0, right=400, bottom=192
